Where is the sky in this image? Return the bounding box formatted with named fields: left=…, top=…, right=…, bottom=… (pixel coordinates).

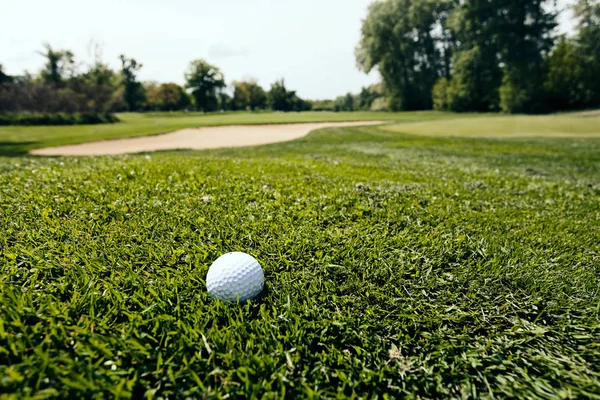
left=0, top=0, right=577, bottom=100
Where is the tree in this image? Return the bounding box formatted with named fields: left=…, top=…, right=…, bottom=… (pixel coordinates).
left=147, top=83, right=191, bottom=111
left=266, top=79, right=310, bottom=112
left=268, top=79, right=296, bottom=111
left=231, top=83, right=247, bottom=110
left=81, top=62, right=118, bottom=88
left=545, top=0, right=600, bottom=111
left=444, top=46, right=501, bottom=112
left=356, top=0, right=455, bottom=110
left=232, top=80, right=267, bottom=111
left=292, top=96, right=312, bottom=112
left=497, top=0, right=558, bottom=113
left=572, top=0, right=600, bottom=107
left=39, top=43, right=75, bottom=88
left=119, top=55, right=145, bottom=111
left=356, top=0, right=560, bottom=113
left=443, top=0, right=558, bottom=113
left=218, top=92, right=232, bottom=111
left=545, top=37, right=581, bottom=110
left=184, top=59, right=225, bottom=112
left=0, top=64, right=12, bottom=85
left=574, top=0, right=600, bottom=55
left=357, top=85, right=384, bottom=110
left=71, top=58, right=120, bottom=113
left=446, top=3, right=506, bottom=112
left=334, top=93, right=356, bottom=112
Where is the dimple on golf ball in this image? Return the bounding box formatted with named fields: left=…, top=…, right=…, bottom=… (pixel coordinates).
left=206, top=252, right=264, bottom=302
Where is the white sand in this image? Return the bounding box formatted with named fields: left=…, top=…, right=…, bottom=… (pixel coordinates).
left=30, top=121, right=385, bottom=156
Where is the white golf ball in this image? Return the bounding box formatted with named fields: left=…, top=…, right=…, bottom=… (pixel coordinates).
left=206, top=252, right=264, bottom=302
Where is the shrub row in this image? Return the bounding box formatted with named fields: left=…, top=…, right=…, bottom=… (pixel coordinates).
left=0, top=112, right=119, bottom=126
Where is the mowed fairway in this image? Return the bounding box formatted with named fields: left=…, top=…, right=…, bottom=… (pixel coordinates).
left=0, top=113, right=599, bottom=398
left=382, top=113, right=600, bottom=138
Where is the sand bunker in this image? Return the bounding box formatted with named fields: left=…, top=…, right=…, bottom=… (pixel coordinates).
left=30, top=121, right=385, bottom=156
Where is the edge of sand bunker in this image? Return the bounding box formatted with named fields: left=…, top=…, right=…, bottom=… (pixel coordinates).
left=30, top=121, right=387, bottom=156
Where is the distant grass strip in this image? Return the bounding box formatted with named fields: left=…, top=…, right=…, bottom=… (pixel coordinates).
left=382, top=113, right=600, bottom=138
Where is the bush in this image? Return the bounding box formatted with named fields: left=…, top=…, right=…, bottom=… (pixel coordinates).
left=77, top=112, right=103, bottom=124
left=0, top=112, right=119, bottom=126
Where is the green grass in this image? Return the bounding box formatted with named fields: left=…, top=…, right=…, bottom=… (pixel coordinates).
left=0, top=111, right=452, bottom=156
left=0, top=115, right=599, bottom=398
left=383, top=113, right=600, bottom=138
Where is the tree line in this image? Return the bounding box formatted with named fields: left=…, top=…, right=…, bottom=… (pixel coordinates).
left=356, top=0, right=600, bottom=114
left=0, top=46, right=312, bottom=117
left=309, top=84, right=388, bottom=112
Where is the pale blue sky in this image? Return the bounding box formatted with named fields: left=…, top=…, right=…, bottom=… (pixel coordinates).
left=1, top=0, right=576, bottom=99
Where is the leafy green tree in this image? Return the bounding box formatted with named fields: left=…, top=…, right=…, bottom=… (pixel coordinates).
left=184, top=59, right=225, bottom=112
left=572, top=0, right=600, bottom=107
left=147, top=83, right=191, bottom=111
left=545, top=1, right=600, bottom=111
left=0, top=64, right=12, bottom=85
left=81, top=62, right=118, bottom=88
left=232, top=80, right=267, bottom=111
left=575, top=0, right=600, bottom=55
left=70, top=60, right=120, bottom=112
left=218, top=92, right=232, bottom=111
left=249, top=84, right=267, bottom=110
left=357, top=85, right=384, bottom=110
left=438, top=1, right=457, bottom=79
left=231, top=82, right=248, bottom=110
left=445, top=46, right=501, bottom=112
left=498, top=1, right=557, bottom=113
left=447, top=4, right=505, bottom=112
left=292, top=96, right=312, bottom=112
left=446, top=0, right=557, bottom=113
left=266, top=79, right=310, bottom=111
left=39, top=44, right=75, bottom=88
left=268, top=79, right=295, bottom=111
left=334, top=93, right=356, bottom=112
left=545, top=37, right=581, bottom=110
left=356, top=0, right=455, bottom=110
left=119, top=55, right=145, bottom=111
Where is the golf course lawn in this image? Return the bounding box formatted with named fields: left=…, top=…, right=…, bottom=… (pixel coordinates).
left=0, top=113, right=599, bottom=397
left=382, top=113, right=600, bottom=138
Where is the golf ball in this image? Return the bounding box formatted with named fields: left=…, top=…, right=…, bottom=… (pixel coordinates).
left=206, top=252, right=264, bottom=302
